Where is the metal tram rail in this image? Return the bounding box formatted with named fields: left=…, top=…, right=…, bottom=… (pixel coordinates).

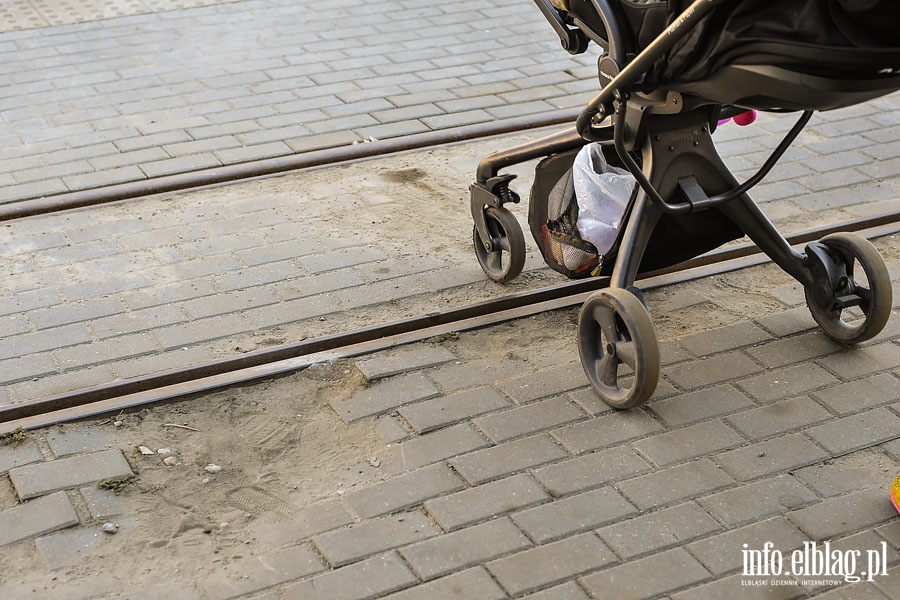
left=3, top=213, right=900, bottom=435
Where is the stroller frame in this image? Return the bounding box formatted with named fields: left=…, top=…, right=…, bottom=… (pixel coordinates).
left=470, top=0, right=894, bottom=408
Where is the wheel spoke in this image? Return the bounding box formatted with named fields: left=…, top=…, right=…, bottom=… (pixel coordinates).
left=592, top=305, right=619, bottom=344
left=615, top=339, right=638, bottom=369
left=856, top=285, right=873, bottom=314
left=598, top=354, right=619, bottom=387
left=485, top=250, right=502, bottom=273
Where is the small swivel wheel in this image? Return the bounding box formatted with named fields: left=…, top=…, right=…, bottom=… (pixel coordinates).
left=577, top=287, right=660, bottom=409
left=473, top=206, right=525, bottom=283
left=804, top=232, right=892, bottom=345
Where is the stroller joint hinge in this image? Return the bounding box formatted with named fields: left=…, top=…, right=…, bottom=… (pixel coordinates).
left=677, top=176, right=712, bottom=212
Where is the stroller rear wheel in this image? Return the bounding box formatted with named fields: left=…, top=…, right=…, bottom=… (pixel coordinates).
left=804, top=232, right=892, bottom=345
left=578, top=288, right=660, bottom=409
left=472, top=206, right=526, bottom=283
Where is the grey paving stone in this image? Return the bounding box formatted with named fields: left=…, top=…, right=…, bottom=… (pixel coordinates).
left=532, top=445, right=653, bottom=498
left=79, top=486, right=127, bottom=520
left=518, top=581, right=592, bottom=600
left=449, top=434, right=569, bottom=485
left=278, top=552, right=418, bottom=600
left=788, top=488, right=896, bottom=540
left=247, top=498, right=354, bottom=548
left=331, top=372, right=440, bottom=423
left=648, top=384, right=756, bottom=426
left=697, top=474, right=818, bottom=527
left=580, top=548, right=712, bottom=599
left=598, top=502, right=722, bottom=560
left=736, top=362, right=840, bottom=403
left=200, top=544, right=325, bottom=600
left=9, top=449, right=134, bottom=501
left=818, top=342, right=900, bottom=380
left=512, top=486, right=638, bottom=544
left=551, top=410, right=663, bottom=455
left=665, top=351, right=763, bottom=390
left=36, top=524, right=112, bottom=570
left=725, top=396, right=834, bottom=440
left=616, top=459, right=735, bottom=511
left=745, top=331, right=844, bottom=369
left=677, top=321, right=773, bottom=357
left=474, top=396, right=586, bottom=443
left=812, top=373, right=900, bottom=415
left=424, top=473, right=550, bottom=531
left=632, top=420, right=746, bottom=467
left=793, top=451, right=887, bottom=498
left=714, top=434, right=830, bottom=481
left=380, top=567, right=507, bottom=600
left=381, top=423, right=490, bottom=474
left=398, top=385, right=511, bottom=434
left=806, top=408, right=900, bottom=456
left=497, top=361, right=586, bottom=403
left=400, top=518, right=531, bottom=581
left=343, top=463, right=466, bottom=520
left=47, top=428, right=114, bottom=457
left=312, top=510, right=440, bottom=568
left=686, top=517, right=808, bottom=576
left=107, top=583, right=202, bottom=600
left=0, top=441, right=44, bottom=474
left=0, top=491, right=78, bottom=547
left=486, top=533, right=617, bottom=597
left=670, top=573, right=807, bottom=600
left=354, top=344, right=456, bottom=381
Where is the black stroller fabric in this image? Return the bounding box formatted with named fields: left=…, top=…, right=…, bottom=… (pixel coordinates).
left=648, top=0, right=900, bottom=87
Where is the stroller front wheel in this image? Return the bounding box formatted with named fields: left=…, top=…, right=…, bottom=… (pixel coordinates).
left=578, top=288, right=660, bottom=409
left=804, top=232, right=892, bottom=345
left=472, top=206, right=526, bottom=283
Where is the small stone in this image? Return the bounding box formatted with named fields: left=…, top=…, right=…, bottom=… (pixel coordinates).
left=113, top=421, right=123, bottom=427
left=102, top=522, right=118, bottom=534
left=138, top=446, right=155, bottom=455
left=204, top=464, right=222, bottom=474
left=156, top=448, right=172, bottom=456
left=368, top=457, right=381, bottom=468
left=201, top=478, right=210, bottom=484
left=163, top=456, right=178, bottom=466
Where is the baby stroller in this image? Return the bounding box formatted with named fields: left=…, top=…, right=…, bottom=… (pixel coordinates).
left=469, top=0, right=900, bottom=408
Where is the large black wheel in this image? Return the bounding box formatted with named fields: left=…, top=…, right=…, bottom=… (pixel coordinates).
left=577, top=287, right=660, bottom=409
left=804, top=232, right=892, bottom=345
left=473, top=206, right=525, bottom=283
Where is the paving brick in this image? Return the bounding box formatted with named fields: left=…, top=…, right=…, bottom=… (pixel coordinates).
left=617, top=459, right=735, bottom=511
left=725, top=396, right=834, bottom=440
left=381, top=423, right=490, bottom=474
left=398, top=386, right=510, bottom=434
left=649, top=384, right=756, bottom=426
left=580, top=548, right=711, bottom=598
left=678, top=321, right=773, bottom=356
left=687, top=517, right=808, bottom=576
left=793, top=452, right=887, bottom=498
left=745, top=332, right=844, bottom=369
left=279, top=552, right=418, bottom=600
left=551, top=410, right=663, bottom=455
left=818, top=342, right=900, bottom=380
left=475, top=396, right=586, bottom=443
left=812, top=373, right=900, bottom=415
left=247, top=499, right=354, bottom=548
left=736, top=362, right=840, bottom=403
left=354, top=345, right=456, bottom=381
left=486, top=533, right=617, bottom=597
left=513, top=486, right=637, bottom=544
left=331, top=373, right=440, bottom=423
left=698, top=474, right=818, bottom=527
left=0, top=441, right=44, bottom=474
left=424, top=473, right=549, bottom=531
left=36, top=525, right=108, bottom=570
left=714, top=434, right=830, bottom=481
left=380, top=567, right=507, bottom=600
left=9, top=449, right=133, bottom=501
left=79, top=486, right=127, bottom=520
left=449, top=434, right=569, bottom=485
left=806, top=408, right=900, bottom=456
left=497, top=361, right=586, bottom=403
left=46, top=428, right=114, bottom=458
left=312, top=510, right=440, bottom=567
left=107, top=583, right=202, bottom=600
left=598, top=502, right=722, bottom=560
left=400, top=518, right=531, bottom=581
left=0, top=491, right=79, bottom=547
left=532, top=446, right=652, bottom=498
left=665, top=351, right=763, bottom=390
left=788, top=487, right=896, bottom=540
left=200, top=544, right=325, bottom=600
left=343, top=463, right=466, bottom=520
left=633, top=420, right=745, bottom=467
left=518, top=581, right=592, bottom=600
left=670, top=573, right=807, bottom=600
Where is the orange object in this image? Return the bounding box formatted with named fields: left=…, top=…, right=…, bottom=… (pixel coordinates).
left=891, top=476, right=900, bottom=513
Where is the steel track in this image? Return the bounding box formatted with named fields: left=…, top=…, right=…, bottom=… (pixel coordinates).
left=3, top=215, right=900, bottom=434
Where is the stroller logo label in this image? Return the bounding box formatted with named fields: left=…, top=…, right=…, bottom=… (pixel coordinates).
left=742, top=541, right=889, bottom=585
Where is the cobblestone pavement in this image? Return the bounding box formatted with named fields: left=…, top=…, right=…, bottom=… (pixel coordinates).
left=1, top=0, right=900, bottom=597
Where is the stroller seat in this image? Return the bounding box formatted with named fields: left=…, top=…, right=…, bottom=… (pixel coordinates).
left=563, top=0, right=900, bottom=111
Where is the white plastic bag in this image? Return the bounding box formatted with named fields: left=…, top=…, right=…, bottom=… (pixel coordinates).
left=572, top=143, right=635, bottom=255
